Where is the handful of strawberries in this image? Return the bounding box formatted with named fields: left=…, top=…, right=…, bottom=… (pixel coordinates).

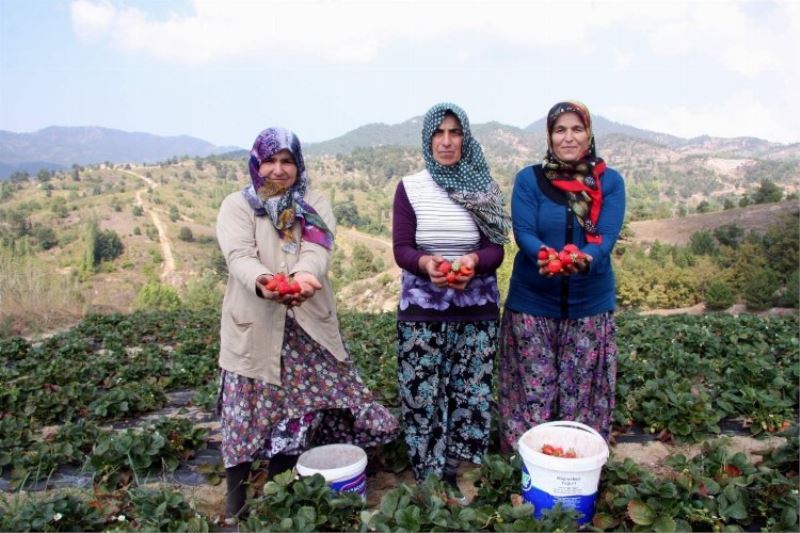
left=538, top=244, right=588, bottom=275
left=437, top=260, right=474, bottom=284
left=263, top=272, right=301, bottom=296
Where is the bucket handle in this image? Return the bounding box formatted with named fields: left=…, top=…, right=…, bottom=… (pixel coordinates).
left=532, top=420, right=604, bottom=441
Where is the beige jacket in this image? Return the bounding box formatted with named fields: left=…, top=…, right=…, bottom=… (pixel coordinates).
left=216, top=190, right=347, bottom=385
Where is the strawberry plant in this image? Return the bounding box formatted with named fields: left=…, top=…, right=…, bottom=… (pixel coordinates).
left=244, top=471, right=363, bottom=532
left=0, top=492, right=108, bottom=532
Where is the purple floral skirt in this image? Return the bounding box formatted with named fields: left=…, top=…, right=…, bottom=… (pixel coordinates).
left=218, top=317, right=399, bottom=468
left=498, top=309, right=617, bottom=452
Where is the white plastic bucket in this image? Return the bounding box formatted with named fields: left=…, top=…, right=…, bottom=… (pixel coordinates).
left=517, top=421, right=609, bottom=524
left=295, top=444, right=368, bottom=500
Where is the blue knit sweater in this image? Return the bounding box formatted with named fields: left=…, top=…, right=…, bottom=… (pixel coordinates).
left=505, top=164, right=626, bottom=319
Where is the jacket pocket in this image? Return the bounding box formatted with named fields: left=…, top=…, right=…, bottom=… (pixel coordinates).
left=221, top=310, right=254, bottom=358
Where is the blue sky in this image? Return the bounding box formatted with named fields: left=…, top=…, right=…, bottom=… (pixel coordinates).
left=1, top=0, right=798, bottom=148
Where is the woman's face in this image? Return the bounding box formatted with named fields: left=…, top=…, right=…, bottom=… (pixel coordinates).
left=431, top=114, right=464, bottom=166
left=258, top=149, right=298, bottom=193
left=550, top=112, right=590, bottom=163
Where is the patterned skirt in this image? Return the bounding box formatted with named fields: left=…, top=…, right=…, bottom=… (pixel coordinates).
left=218, top=317, right=399, bottom=468
left=396, top=320, right=498, bottom=482
left=498, top=310, right=617, bottom=452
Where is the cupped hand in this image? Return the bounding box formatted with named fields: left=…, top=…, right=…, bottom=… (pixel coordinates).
left=288, top=272, right=323, bottom=306
left=448, top=253, right=478, bottom=290
left=422, top=255, right=449, bottom=287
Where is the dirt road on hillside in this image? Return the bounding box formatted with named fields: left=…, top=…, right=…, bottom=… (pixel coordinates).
left=124, top=169, right=178, bottom=286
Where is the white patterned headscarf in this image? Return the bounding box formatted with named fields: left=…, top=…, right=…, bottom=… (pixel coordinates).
left=422, top=103, right=510, bottom=244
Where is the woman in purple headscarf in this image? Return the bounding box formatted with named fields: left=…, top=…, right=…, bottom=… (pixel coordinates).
left=216, top=127, right=398, bottom=521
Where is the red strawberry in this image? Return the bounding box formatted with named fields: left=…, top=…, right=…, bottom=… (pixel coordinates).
left=459, top=265, right=474, bottom=276
left=438, top=261, right=452, bottom=275
left=558, top=250, right=573, bottom=267
left=563, top=244, right=579, bottom=253
left=541, top=444, right=556, bottom=456
left=547, top=260, right=563, bottom=274
left=538, top=248, right=549, bottom=261
left=446, top=272, right=457, bottom=283
left=265, top=278, right=279, bottom=291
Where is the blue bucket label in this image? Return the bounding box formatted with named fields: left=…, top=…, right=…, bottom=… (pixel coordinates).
left=329, top=472, right=367, bottom=499
left=521, top=465, right=596, bottom=525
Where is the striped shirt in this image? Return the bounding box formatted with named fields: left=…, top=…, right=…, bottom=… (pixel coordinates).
left=403, top=170, right=480, bottom=258
left=392, top=170, right=504, bottom=322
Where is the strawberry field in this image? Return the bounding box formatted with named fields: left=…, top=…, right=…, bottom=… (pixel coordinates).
left=0, top=309, right=798, bottom=531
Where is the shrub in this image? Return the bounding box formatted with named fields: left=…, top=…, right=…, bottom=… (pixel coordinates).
left=134, top=281, right=181, bottom=311
left=178, top=226, right=193, bottom=242
left=743, top=269, right=780, bottom=311
left=705, top=279, right=736, bottom=310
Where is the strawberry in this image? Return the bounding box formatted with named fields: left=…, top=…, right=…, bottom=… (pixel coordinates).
left=538, top=248, right=550, bottom=261
left=265, top=278, right=279, bottom=291
left=541, top=444, right=556, bottom=456
left=438, top=261, right=452, bottom=275
left=558, top=250, right=573, bottom=267
left=563, top=243, right=579, bottom=253
left=459, top=265, right=474, bottom=276
left=446, top=272, right=457, bottom=284
left=547, top=260, right=563, bottom=274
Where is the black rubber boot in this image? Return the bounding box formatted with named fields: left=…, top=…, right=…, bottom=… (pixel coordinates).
left=225, top=461, right=251, bottom=520
left=267, top=453, right=298, bottom=479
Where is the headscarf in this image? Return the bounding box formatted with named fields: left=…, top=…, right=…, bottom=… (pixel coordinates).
left=243, top=127, right=334, bottom=253
left=543, top=101, right=607, bottom=244
left=422, top=102, right=510, bottom=245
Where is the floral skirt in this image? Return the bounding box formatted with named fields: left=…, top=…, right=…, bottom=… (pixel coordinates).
left=218, top=317, right=399, bottom=468
left=396, top=320, right=497, bottom=482
left=498, top=310, right=616, bottom=452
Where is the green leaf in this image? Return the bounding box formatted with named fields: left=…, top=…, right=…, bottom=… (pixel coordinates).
left=627, top=500, right=656, bottom=526
left=723, top=499, right=748, bottom=520
left=653, top=515, right=677, bottom=532
left=591, top=512, right=618, bottom=530
left=380, top=489, right=401, bottom=516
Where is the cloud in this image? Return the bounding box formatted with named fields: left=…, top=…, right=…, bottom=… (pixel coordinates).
left=67, top=0, right=799, bottom=78
left=70, top=0, right=115, bottom=42
left=606, top=91, right=798, bottom=144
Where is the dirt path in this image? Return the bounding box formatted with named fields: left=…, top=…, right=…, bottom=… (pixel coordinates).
left=124, top=169, right=178, bottom=286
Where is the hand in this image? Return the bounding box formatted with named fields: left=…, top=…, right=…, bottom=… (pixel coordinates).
left=421, top=255, right=448, bottom=287
left=563, top=253, right=592, bottom=276
left=448, top=253, right=478, bottom=290
left=289, top=272, right=323, bottom=306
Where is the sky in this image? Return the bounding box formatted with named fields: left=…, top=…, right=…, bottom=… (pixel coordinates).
left=1, top=0, right=799, bottom=148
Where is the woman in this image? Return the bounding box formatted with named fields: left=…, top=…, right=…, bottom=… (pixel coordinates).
left=499, top=101, right=625, bottom=451
left=392, top=103, right=509, bottom=492
left=216, top=127, right=398, bottom=519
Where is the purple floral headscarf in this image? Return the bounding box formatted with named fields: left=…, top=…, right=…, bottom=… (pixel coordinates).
left=244, top=127, right=333, bottom=253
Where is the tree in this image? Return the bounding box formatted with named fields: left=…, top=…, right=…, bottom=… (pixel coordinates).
left=713, top=224, right=744, bottom=248
left=704, top=279, right=736, bottom=310
left=689, top=230, right=716, bottom=256
left=695, top=200, right=712, bottom=214
left=34, top=225, right=58, bottom=250
left=178, top=226, right=194, bottom=242
left=94, top=229, right=124, bottom=264
left=169, top=205, right=180, bottom=222
left=723, top=198, right=735, bottom=210
left=751, top=179, right=783, bottom=204
left=333, top=201, right=362, bottom=227
left=36, top=169, right=52, bottom=182
left=743, top=269, right=779, bottom=311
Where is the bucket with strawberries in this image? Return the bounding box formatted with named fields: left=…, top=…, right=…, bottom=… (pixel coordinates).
left=517, top=421, right=609, bottom=525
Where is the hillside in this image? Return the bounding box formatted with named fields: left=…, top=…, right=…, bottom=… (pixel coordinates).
left=629, top=201, right=800, bottom=246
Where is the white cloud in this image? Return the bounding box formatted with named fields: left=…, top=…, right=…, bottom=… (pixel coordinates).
left=70, top=0, right=115, bottom=42
left=606, top=91, right=798, bottom=144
